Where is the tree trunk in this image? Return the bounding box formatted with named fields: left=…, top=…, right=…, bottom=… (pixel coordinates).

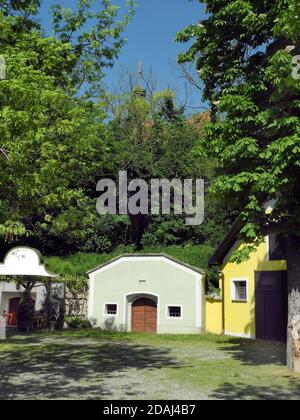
left=286, top=235, right=300, bottom=372
left=129, top=213, right=150, bottom=250
left=17, top=290, right=35, bottom=332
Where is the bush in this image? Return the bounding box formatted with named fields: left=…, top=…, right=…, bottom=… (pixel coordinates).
left=65, top=316, right=92, bottom=330
left=142, top=217, right=191, bottom=246
left=81, top=236, right=113, bottom=254
left=79, top=319, right=93, bottom=329
left=79, top=215, right=130, bottom=253
left=45, top=244, right=214, bottom=277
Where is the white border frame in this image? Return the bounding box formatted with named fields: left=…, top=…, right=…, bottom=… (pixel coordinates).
left=166, top=304, right=183, bottom=320
left=103, top=302, right=119, bottom=317
left=230, top=278, right=249, bottom=303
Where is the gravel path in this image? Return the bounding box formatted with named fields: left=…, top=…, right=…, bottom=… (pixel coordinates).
left=0, top=335, right=210, bottom=400
left=0, top=333, right=299, bottom=400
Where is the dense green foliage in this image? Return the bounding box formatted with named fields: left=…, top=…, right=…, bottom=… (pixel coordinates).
left=45, top=244, right=213, bottom=277
left=178, top=0, right=300, bottom=369
left=0, top=1, right=234, bottom=272
left=105, top=84, right=235, bottom=250
left=0, top=28, right=109, bottom=249
left=177, top=0, right=300, bottom=261
left=0, top=1, right=135, bottom=254
left=64, top=316, right=92, bottom=329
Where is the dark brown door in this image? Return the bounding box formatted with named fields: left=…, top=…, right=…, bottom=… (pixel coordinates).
left=9, top=297, right=21, bottom=326
left=132, top=298, right=157, bottom=334
left=255, top=271, right=288, bottom=342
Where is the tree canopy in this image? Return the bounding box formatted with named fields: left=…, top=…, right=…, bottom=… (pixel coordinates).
left=176, top=0, right=300, bottom=260
left=0, top=0, right=234, bottom=256
left=177, top=0, right=300, bottom=371
left=0, top=0, right=134, bottom=251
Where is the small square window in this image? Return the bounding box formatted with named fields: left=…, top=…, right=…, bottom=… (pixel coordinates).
left=168, top=306, right=182, bottom=318
left=105, top=304, right=118, bottom=315
left=232, top=281, right=248, bottom=302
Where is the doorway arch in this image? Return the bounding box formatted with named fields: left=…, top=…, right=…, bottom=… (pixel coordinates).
left=132, top=297, right=158, bottom=334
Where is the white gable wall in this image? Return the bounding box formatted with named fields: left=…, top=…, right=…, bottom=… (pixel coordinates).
left=88, top=257, right=205, bottom=334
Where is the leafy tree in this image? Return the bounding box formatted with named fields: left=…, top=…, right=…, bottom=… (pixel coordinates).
left=177, top=0, right=300, bottom=370
left=0, top=0, right=136, bottom=95
left=106, top=73, right=230, bottom=249
left=0, top=1, right=134, bottom=252
left=79, top=215, right=131, bottom=254
left=0, top=0, right=40, bottom=25
left=15, top=277, right=36, bottom=331
left=51, top=0, right=136, bottom=96
left=17, top=295, right=35, bottom=331
left=0, top=32, right=107, bottom=247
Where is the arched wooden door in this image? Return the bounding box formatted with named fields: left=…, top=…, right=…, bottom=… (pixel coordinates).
left=132, top=298, right=157, bottom=334
left=9, top=297, right=21, bottom=326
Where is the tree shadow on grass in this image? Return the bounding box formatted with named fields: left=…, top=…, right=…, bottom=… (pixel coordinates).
left=219, top=338, right=287, bottom=366
left=211, top=381, right=300, bottom=400
left=0, top=336, right=182, bottom=400
left=210, top=339, right=300, bottom=400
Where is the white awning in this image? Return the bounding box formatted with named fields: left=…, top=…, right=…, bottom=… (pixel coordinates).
left=0, top=247, right=57, bottom=278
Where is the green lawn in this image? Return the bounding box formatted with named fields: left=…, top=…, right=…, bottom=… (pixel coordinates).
left=0, top=330, right=300, bottom=400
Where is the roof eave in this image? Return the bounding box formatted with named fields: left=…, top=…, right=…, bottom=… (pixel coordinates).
left=208, top=217, right=243, bottom=266
left=87, top=254, right=205, bottom=276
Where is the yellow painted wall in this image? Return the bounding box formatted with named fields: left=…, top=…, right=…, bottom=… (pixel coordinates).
left=205, top=298, right=223, bottom=334
left=220, top=238, right=287, bottom=338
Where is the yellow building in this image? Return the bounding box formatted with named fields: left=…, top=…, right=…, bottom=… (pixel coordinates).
left=207, top=220, right=288, bottom=341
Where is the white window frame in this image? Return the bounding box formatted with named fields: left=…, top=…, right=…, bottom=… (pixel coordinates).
left=166, top=305, right=183, bottom=320
left=230, top=279, right=249, bottom=303
left=104, top=303, right=118, bottom=317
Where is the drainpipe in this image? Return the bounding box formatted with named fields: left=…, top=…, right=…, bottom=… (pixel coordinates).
left=214, top=269, right=225, bottom=335
left=209, top=267, right=226, bottom=335
left=220, top=271, right=225, bottom=335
